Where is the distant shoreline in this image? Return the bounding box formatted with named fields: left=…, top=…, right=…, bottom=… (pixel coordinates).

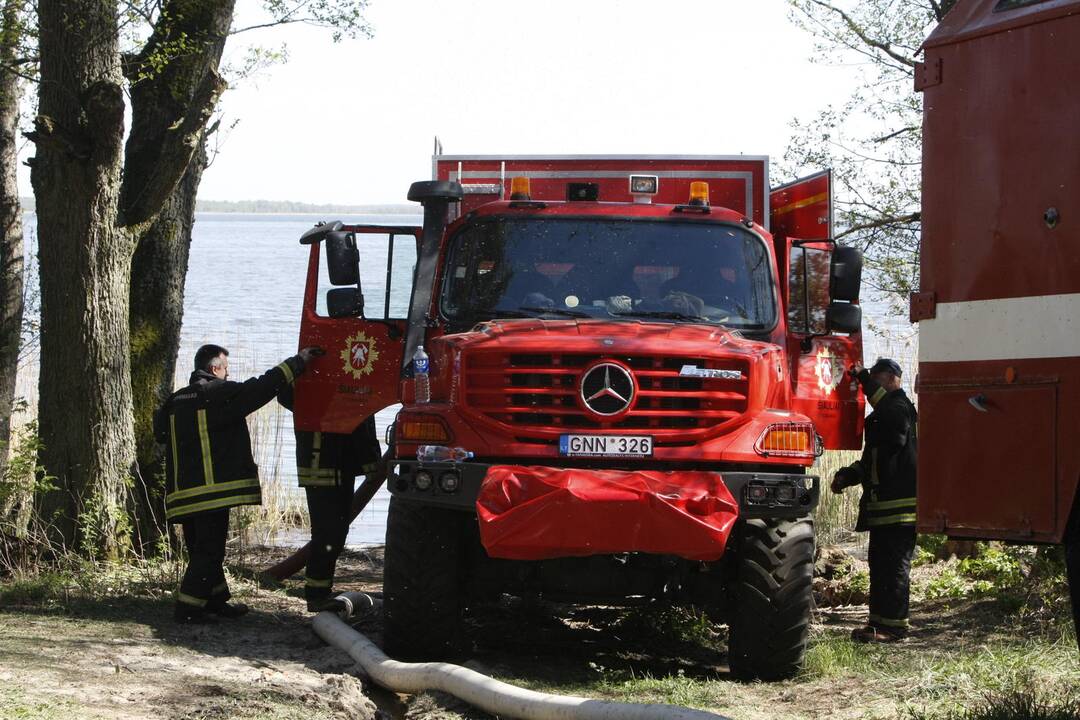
left=19, top=197, right=418, bottom=215
left=195, top=200, right=418, bottom=214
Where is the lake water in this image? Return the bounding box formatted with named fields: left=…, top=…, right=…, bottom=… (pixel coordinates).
left=20, top=212, right=914, bottom=548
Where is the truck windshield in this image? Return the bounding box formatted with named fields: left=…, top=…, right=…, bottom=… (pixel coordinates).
left=440, top=217, right=776, bottom=330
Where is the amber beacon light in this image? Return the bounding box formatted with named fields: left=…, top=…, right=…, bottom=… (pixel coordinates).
left=509, top=176, right=532, bottom=200
left=688, top=181, right=710, bottom=207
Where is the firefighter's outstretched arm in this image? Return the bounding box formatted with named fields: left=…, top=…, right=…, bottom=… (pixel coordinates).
left=225, top=346, right=321, bottom=420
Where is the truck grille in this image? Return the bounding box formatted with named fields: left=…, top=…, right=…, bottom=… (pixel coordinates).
left=463, top=352, right=749, bottom=439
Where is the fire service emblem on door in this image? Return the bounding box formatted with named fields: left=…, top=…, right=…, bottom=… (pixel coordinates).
left=815, top=347, right=845, bottom=395
left=341, top=331, right=379, bottom=379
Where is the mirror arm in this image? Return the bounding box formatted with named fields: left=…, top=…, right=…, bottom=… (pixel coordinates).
left=791, top=237, right=836, bottom=248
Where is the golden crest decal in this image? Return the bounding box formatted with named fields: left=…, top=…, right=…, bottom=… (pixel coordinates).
left=341, top=331, right=379, bottom=378
left=814, top=347, right=845, bottom=395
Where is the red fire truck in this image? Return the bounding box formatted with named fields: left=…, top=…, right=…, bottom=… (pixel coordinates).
left=913, top=0, right=1080, bottom=637
left=293, top=154, right=865, bottom=679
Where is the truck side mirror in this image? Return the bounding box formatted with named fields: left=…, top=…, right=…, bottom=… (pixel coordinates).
left=326, top=231, right=360, bottom=286
left=826, top=301, right=861, bottom=334
left=326, top=288, right=365, bottom=318
left=830, top=246, right=862, bottom=303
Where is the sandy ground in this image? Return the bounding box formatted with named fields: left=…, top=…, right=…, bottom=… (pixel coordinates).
left=0, top=544, right=1074, bottom=720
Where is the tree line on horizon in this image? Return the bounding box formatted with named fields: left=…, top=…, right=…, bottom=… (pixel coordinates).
left=15, top=197, right=416, bottom=215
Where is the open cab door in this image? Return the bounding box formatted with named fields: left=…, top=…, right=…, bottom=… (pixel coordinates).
left=771, top=171, right=865, bottom=450
left=293, top=223, right=420, bottom=433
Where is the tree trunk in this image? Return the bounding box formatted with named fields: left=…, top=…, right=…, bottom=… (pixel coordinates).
left=30, top=0, right=133, bottom=553
left=0, top=0, right=25, bottom=482
left=129, top=136, right=206, bottom=551
left=124, top=0, right=232, bottom=552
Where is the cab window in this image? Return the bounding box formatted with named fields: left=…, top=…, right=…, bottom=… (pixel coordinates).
left=315, top=231, right=417, bottom=319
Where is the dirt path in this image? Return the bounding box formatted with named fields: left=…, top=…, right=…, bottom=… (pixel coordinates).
left=1, top=545, right=1076, bottom=720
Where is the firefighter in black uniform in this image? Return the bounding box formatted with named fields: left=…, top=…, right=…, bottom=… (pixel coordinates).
left=278, top=385, right=383, bottom=611
left=832, top=358, right=918, bottom=642
left=155, top=343, right=320, bottom=623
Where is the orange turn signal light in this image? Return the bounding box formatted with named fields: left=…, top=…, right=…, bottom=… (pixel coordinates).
left=755, top=422, right=816, bottom=458
left=689, top=181, right=710, bottom=207
left=397, top=414, right=451, bottom=443
left=510, top=176, right=531, bottom=201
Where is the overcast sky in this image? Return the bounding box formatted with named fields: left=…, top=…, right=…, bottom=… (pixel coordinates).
left=19, top=1, right=866, bottom=206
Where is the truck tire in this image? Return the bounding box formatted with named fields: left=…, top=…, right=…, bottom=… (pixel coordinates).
left=382, top=496, right=464, bottom=659
left=726, top=516, right=815, bottom=681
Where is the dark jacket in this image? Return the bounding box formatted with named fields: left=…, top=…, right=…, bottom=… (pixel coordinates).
left=154, top=357, right=305, bottom=522
left=836, top=372, right=918, bottom=531
left=277, top=385, right=382, bottom=488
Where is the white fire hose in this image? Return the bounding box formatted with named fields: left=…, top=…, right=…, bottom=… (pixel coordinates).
left=313, top=592, right=731, bottom=720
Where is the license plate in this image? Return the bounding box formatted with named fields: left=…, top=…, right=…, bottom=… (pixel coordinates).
left=559, top=434, right=653, bottom=457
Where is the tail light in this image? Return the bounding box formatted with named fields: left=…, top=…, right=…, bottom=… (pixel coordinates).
left=397, top=412, right=452, bottom=443
left=755, top=422, right=817, bottom=458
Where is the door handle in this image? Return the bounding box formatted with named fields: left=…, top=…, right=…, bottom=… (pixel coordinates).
left=968, top=394, right=989, bottom=413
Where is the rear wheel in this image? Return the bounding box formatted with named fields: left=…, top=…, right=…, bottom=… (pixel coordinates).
left=726, top=516, right=815, bottom=681
left=382, top=496, right=465, bottom=659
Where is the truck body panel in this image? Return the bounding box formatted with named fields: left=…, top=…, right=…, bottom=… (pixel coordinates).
left=916, top=0, right=1080, bottom=542
left=435, top=155, right=770, bottom=226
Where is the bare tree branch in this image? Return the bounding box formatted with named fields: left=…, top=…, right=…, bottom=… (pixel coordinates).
left=806, top=0, right=918, bottom=68
left=836, top=212, right=921, bottom=240
left=872, top=125, right=919, bottom=143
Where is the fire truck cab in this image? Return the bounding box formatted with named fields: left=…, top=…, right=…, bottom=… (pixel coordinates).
left=294, top=154, right=865, bottom=679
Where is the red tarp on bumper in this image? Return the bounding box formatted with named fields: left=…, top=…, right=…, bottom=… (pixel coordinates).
left=475, top=466, right=739, bottom=561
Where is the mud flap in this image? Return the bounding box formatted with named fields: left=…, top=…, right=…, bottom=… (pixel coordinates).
left=475, top=466, right=738, bottom=561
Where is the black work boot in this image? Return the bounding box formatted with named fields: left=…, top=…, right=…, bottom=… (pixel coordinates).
left=174, top=603, right=218, bottom=625
left=207, top=600, right=250, bottom=619
left=307, top=595, right=347, bottom=614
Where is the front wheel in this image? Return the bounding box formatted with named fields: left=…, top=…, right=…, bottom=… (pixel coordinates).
left=726, top=516, right=815, bottom=681
left=382, top=496, right=465, bottom=659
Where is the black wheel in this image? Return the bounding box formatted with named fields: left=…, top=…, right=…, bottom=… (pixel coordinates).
left=726, top=516, right=815, bottom=681
left=382, top=496, right=465, bottom=659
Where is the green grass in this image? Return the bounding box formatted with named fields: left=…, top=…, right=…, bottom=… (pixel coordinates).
left=800, top=630, right=881, bottom=679
left=904, top=685, right=1080, bottom=720
left=0, top=689, right=76, bottom=720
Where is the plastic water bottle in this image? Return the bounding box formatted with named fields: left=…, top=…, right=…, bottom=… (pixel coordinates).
left=412, top=345, right=431, bottom=403
left=417, top=445, right=474, bottom=463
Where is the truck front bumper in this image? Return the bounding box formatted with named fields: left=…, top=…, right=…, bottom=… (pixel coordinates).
left=393, top=460, right=818, bottom=517
left=392, top=461, right=819, bottom=550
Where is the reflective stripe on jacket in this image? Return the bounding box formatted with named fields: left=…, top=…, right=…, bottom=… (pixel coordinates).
left=841, top=378, right=918, bottom=531
left=277, top=386, right=382, bottom=488
left=154, top=357, right=304, bottom=521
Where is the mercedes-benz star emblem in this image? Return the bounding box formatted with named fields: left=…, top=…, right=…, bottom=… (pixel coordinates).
left=580, top=362, right=635, bottom=416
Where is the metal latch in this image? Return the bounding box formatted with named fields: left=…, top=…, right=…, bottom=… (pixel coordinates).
left=909, top=291, right=937, bottom=322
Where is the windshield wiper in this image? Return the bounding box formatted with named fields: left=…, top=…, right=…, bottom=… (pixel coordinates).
left=518, top=305, right=591, bottom=318
left=611, top=310, right=710, bottom=322
left=484, top=306, right=591, bottom=320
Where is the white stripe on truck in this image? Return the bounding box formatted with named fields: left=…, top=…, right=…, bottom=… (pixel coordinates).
left=920, top=292, right=1080, bottom=362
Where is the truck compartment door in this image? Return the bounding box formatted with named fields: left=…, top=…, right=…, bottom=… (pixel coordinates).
left=770, top=170, right=832, bottom=242
left=787, top=242, right=864, bottom=450
left=295, top=225, right=420, bottom=433
left=917, top=383, right=1057, bottom=539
